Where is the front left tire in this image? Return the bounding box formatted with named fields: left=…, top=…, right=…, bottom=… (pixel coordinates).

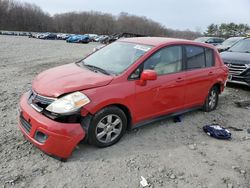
left=88, top=106, right=127, bottom=147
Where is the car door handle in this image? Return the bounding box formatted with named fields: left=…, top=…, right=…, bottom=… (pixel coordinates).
left=176, top=77, right=183, bottom=82
left=208, top=71, right=214, bottom=75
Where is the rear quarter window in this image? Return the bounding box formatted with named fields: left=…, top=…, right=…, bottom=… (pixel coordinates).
left=205, top=48, right=215, bottom=67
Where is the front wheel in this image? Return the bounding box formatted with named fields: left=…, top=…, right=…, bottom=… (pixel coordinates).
left=203, top=86, right=219, bottom=112
left=88, top=106, right=127, bottom=147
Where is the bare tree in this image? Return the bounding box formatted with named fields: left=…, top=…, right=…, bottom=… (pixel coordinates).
left=0, top=0, right=201, bottom=39
left=0, top=0, right=52, bottom=32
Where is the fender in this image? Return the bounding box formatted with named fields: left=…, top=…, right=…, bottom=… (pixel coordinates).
left=84, top=99, right=134, bottom=119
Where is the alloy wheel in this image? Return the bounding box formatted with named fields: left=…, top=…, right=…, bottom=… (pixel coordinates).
left=208, top=90, right=217, bottom=109
left=95, top=114, right=123, bottom=144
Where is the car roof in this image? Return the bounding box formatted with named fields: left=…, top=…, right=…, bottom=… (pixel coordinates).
left=119, top=37, right=215, bottom=49
left=119, top=37, right=190, bottom=46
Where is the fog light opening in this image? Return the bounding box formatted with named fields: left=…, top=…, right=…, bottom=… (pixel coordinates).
left=35, top=131, right=48, bottom=143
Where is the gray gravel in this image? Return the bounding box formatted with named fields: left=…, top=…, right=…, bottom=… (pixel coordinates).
left=0, top=35, right=250, bottom=188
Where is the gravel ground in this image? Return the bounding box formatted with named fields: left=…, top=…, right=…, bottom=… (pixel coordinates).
left=0, top=35, right=250, bottom=188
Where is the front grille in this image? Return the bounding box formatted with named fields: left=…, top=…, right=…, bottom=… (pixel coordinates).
left=27, top=91, right=82, bottom=123
left=28, top=90, right=55, bottom=111
left=29, top=91, right=55, bottom=105
left=224, top=63, right=248, bottom=75
left=20, top=115, right=32, bottom=133
left=34, top=94, right=55, bottom=104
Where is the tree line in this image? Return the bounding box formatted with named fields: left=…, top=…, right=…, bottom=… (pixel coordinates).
left=204, top=23, right=250, bottom=38
left=2, top=0, right=248, bottom=39
left=0, top=0, right=53, bottom=32
left=0, top=0, right=201, bottom=39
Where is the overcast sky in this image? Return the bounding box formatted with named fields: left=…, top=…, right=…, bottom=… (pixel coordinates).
left=19, top=0, right=250, bottom=31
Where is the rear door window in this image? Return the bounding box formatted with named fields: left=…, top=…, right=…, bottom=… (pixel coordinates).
left=185, top=46, right=206, bottom=70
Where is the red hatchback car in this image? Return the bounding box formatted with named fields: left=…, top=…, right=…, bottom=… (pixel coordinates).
left=18, top=37, right=228, bottom=160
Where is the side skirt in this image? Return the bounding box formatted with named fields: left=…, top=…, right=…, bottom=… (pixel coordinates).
left=131, top=106, right=202, bottom=130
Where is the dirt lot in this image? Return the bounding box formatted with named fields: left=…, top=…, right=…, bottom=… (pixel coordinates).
left=0, top=35, right=250, bottom=188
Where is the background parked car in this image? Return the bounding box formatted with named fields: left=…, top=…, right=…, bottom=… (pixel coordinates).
left=101, top=32, right=146, bottom=44
left=1, top=31, right=15, bottom=35
left=220, top=37, right=250, bottom=86
left=217, top=37, right=245, bottom=52
left=66, top=35, right=90, bottom=43
left=99, top=35, right=110, bottom=43
left=28, top=32, right=38, bottom=38
left=94, top=35, right=108, bottom=42
left=87, top=34, right=98, bottom=41
left=194, top=37, right=225, bottom=46
left=57, top=33, right=71, bottom=40
left=39, top=33, right=57, bottom=40
left=17, top=32, right=28, bottom=36
left=28, top=32, right=50, bottom=39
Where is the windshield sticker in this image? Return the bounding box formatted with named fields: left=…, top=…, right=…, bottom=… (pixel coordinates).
left=134, top=45, right=151, bottom=52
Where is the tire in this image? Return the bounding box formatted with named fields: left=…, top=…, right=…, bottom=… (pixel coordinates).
left=88, top=106, right=127, bottom=147
left=203, top=86, right=219, bottom=112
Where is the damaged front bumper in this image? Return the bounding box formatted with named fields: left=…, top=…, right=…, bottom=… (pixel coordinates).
left=18, top=92, right=85, bottom=159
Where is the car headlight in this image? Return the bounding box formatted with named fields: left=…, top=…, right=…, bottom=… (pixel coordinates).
left=46, top=92, right=90, bottom=114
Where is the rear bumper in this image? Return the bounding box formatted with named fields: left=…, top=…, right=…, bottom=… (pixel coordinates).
left=18, top=92, right=85, bottom=159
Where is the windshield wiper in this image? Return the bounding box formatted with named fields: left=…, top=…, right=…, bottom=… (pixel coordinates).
left=84, top=64, right=110, bottom=75
left=244, top=51, right=250, bottom=53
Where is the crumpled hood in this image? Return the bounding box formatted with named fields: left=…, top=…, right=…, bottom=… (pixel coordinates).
left=32, top=63, right=113, bottom=97
left=220, top=51, right=250, bottom=64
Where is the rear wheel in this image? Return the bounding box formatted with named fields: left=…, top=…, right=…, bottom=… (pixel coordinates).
left=203, top=86, right=219, bottom=112
left=88, top=106, right=127, bottom=147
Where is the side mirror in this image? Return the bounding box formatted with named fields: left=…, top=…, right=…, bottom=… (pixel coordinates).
left=137, top=70, right=157, bottom=86
left=141, top=70, right=157, bottom=81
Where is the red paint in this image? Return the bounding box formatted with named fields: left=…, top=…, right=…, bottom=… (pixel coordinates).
left=18, top=37, right=228, bottom=159
left=32, top=63, right=113, bottom=97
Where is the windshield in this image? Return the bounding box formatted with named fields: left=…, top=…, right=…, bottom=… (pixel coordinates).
left=83, top=42, right=152, bottom=75
left=229, top=38, right=250, bottom=53
left=222, top=37, right=242, bottom=46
